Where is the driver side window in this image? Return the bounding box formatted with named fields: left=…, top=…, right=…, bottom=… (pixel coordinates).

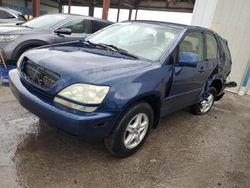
left=179, top=32, right=204, bottom=62
left=60, top=19, right=85, bottom=34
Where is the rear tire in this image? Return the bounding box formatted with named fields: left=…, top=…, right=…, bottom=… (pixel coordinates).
left=104, top=102, right=153, bottom=158
left=190, top=87, right=217, bottom=115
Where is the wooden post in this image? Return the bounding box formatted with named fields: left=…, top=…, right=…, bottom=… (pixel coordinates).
left=59, top=2, right=63, bottom=13
left=135, top=9, right=138, bottom=20
left=102, top=0, right=110, bottom=20
left=32, top=0, right=40, bottom=17
left=116, top=0, right=121, bottom=22
left=128, top=9, right=132, bottom=20
left=89, top=0, right=94, bottom=17
left=68, top=0, right=72, bottom=14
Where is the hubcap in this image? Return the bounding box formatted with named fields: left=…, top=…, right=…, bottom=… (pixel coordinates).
left=200, top=93, right=214, bottom=113
left=124, top=113, right=149, bottom=149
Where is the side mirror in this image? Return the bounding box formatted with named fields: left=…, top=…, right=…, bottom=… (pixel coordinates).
left=179, top=52, right=198, bottom=67
left=54, top=28, right=72, bottom=35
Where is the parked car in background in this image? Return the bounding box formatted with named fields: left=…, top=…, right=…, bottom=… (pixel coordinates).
left=0, top=7, right=26, bottom=26
left=9, top=21, right=232, bottom=157
left=0, top=14, right=112, bottom=66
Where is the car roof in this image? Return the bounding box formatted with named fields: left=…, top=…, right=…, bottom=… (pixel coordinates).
left=51, top=13, right=113, bottom=23
left=128, top=20, right=216, bottom=33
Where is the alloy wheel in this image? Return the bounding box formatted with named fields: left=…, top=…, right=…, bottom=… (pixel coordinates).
left=123, top=113, right=149, bottom=149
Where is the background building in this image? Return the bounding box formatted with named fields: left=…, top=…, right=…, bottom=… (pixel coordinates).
left=192, top=0, right=250, bottom=95
left=0, top=0, right=59, bottom=16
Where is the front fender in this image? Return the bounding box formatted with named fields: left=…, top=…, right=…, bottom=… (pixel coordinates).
left=99, top=65, right=169, bottom=111
left=12, top=40, right=49, bottom=60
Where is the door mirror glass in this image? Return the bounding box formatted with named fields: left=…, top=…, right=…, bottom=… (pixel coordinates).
left=54, top=28, right=72, bottom=35
left=179, top=52, right=198, bottom=67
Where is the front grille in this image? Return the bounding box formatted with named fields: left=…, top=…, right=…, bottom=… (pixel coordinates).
left=21, top=58, right=60, bottom=89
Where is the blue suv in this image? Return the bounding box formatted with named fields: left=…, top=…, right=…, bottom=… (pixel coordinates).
left=9, top=21, right=232, bottom=157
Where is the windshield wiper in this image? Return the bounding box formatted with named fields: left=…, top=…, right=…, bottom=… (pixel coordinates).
left=83, top=41, right=138, bottom=59
left=22, top=25, right=33, bottom=29
left=83, top=40, right=96, bottom=46
left=97, top=43, right=138, bottom=59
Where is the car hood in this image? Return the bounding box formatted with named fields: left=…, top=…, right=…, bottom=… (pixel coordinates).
left=0, top=26, right=44, bottom=34
left=23, top=46, right=154, bottom=93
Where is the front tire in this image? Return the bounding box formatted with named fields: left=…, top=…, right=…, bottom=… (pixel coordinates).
left=104, top=103, right=153, bottom=158
left=190, top=87, right=217, bottom=115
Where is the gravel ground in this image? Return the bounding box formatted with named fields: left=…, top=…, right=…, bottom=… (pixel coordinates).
left=0, top=85, right=249, bottom=188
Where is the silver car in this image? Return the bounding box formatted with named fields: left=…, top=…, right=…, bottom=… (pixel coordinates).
left=0, top=7, right=26, bottom=26
left=0, top=13, right=112, bottom=66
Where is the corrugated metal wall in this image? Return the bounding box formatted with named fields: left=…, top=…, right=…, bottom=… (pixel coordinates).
left=192, top=0, right=250, bottom=95
left=2, top=0, right=59, bottom=15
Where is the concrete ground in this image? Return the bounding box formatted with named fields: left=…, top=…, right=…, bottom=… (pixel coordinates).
left=0, top=85, right=249, bottom=188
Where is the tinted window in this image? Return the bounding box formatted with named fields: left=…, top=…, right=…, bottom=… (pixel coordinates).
left=91, top=20, right=110, bottom=33
left=61, top=19, right=85, bottom=33
left=0, top=10, right=8, bottom=19
left=5, top=11, right=15, bottom=18
left=206, top=33, right=219, bottom=59
left=220, top=38, right=231, bottom=60
left=179, top=32, right=204, bottom=61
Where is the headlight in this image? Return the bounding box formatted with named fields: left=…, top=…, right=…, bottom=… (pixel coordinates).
left=0, top=35, right=20, bottom=42
left=54, top=84, right=110, bottom=112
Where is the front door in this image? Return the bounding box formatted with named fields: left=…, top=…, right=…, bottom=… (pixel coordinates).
left=54, top=19, right=89, bottom=43
left=162, top=31, right=208, bottom=114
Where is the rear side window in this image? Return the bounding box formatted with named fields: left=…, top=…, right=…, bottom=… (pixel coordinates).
left=220, top=39, right=231, bottom=61
left=179, top=32, right=204, bottom=61
left=205, top=33, right=219, bottom=59
left=91, top=20, right=110, bottom=33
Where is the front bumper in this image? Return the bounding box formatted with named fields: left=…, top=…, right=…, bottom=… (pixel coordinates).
left=9, top=69, right=120, bottom=139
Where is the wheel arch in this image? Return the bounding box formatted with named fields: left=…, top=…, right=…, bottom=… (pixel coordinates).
left=12, top=40, right=49, bottom=60
left=124, top=93, right=161, bottom=129
left=209, top=79, right=224, bottom=94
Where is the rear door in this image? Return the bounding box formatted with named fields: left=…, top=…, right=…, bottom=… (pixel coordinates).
left=162, top=31, right=208, bottom=114
left=54, top=19, right=90, bottom=43
left=204, top=32, right=221, bottom=76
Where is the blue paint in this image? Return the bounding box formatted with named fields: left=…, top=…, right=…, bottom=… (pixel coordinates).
left=0, top=65, right=16, bottom=85
left=242, top=63, right=250, bottom=87
left=8, top=21, right=232, bottom=140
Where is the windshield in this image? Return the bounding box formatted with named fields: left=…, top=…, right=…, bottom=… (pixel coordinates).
left=87, top=22, right=181, bottom=61
left=22, top=14, right=67, bottom=29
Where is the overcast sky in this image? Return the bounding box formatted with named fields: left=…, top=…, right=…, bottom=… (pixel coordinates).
left=63, top=6, right=193, bottom=25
